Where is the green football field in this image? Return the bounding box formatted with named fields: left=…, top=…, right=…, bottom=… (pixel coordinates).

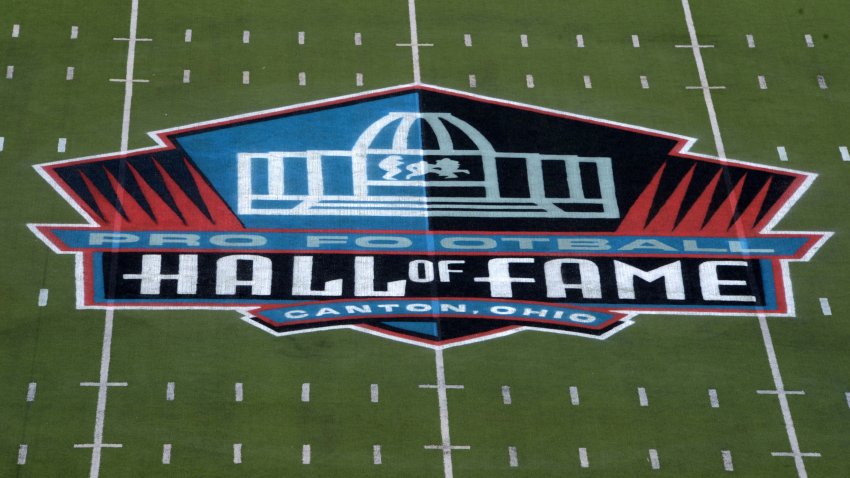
left=2, top=0, right=850, bottom=476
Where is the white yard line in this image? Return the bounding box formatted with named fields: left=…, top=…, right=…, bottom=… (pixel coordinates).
left=75, top=310, right=125, bottom=478
left=66, top=67, right=75, bottom=81
left=354, top=32, right=362, bottom=45
left=584, top=74, right=592, bottom=89
left=5, top=65, right=14, bottom=80
left=301, top=382, right=311, bottom=402
left=640, top=75, right=649, bottom=89
left=576, top=34, right=584, bottom=48
left=242, top=30, right=250, bottom=44
left=0, top=136, right=4, bottom=151
left=501, top=386, right=512, bottom=405
left=423, top=348, right=469, bottom=478
left=508, top=446, right=518, bottom=467
left=235, top=382, right=243, bottom=402
left=468, top=74, right=477, bottom=88
left=37, top=288, right=48, bottom=307
left=71, top=26, right=79, bottom=40
left=371, top=383, right=379, bottom=403
left=356, top=72, right=363, bottom=87
left=679, top=0, right=725, bottom=159
left=777, top=146, right=789, bottom=162
left=27, top=382, right=37, bottom=402
left=817, top=75, right=828, bottom=89
left=520, top=34, right=528, bottom=48
left=183, top=69, right=190, bottom=84
left=759, top=314, right=819, bottom=477
left=722, top=450, right=734, bottom=471
left=184, top=29, right=192, bottom=42
left=579, top=447, right=589, bottom=467
left=242, top=71, right=250, bottom=85
left=464, top=34, right=472, bottom=47
left=12, top=24, right=20, bottom=38
left=302, top=444, right=311, bottom=464
left=166, top=382, right=175, bottom=401
left=526, top=74, right=534, bottom=88
left=708, top=388, right=719, bottom=408
left=114, top=0, right=148, bottom=153
left=298, top=71, right=306, bottom=86
left=758, top=75, right=767, bottom=90
left=298, top=31, right=305, bottom=45
left=845, top=392, right=850, bottom=409
left=840, top=146, right=850, bottom=162
left=400, top=0, right=431, bottom=83
left=373, top=444, right=382, bottom=464
left=632, top=34, right=640, bottom=48
left=819, top=298, right=832, bottom=316
left=746, top=34, right=755, bottom=48
left=57, top=138, right=67, bottom=153
left=162, top=444, right=171, bottom=464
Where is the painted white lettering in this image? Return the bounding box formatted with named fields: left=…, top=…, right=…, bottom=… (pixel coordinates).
left=355, top=236, right=412, bottom=248
left=209, top=234, right=266, bottom=247
left=440, top=303, right=466, bottom=313
left=316, top=307, right=340, bottom=316
left=408, top=260, right=434, bottom=283
left=556, top=238, right=610, bottom=250
left=355, top=257, right=406, bottom=296
left=215, top=255, right=272, bottom=295
left=620, top=239, right=677, bottom=252
left=292, top=256, right=343, bottom=296
left=474, top=258, right=535, bottom=298
left=90, top=232, right=138, bottom=245
left=699, top=261, right=756, bottom=302
left=345, top=305, right=372, bottom=314
left=544, top=259, right=602, bottom=299
left=306, top=235, right=348, bottom=247
left=683, top=239, right=726, bottom=253
left=440, top=237, right=497, bottom=249
left=150, top=233, right=200, bottom=246
left=614, top=261, right=685, bottom=300
left=438, top=260, right=465, bottom=282
left=284, top=310, right=309, bottom=319
left=729, top=241, right=774, bottom=254
left=123, top=254, right=197, bottom=294
left=501, top=237, right=549, bottom=250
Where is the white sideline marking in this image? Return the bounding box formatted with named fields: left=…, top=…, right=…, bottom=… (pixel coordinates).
left=354, top=32, right=362, bottom=46
left=722, top=450, right=733, bottom=471
left=640, top=75, right=649, bottom=89
left=242, top=71, right=249, bottom=85
left=579, top=447, right=589, bottom=468
left=57, top=138, right=67, bottom=153
left=302, top=444, right=311, bottom=464
left=77, top=310, right=124, bottom=478
left=371, top=383, right=379, bottom=403
left=819, top=297, right=832, bottom=316
left=66, top=67, right=75, bottom=81
left=298, top=71, right=306, bottom=86
left=632, top=34, right=640, bottom=48
left=71, top=26, right=79, bottom=39
left=301, top=382, right=310, bottom=402
left=759, top=314, right=819, bottom=477
left=508, top=446, right=518, bottom=467
left=649, top=449, right=660, bottom=469
left=569, top=386, right=580, bottom=405
left=680, top=0, right=725, bottom=159
left=423, top=348, right=469, bottom=478
left=235, top=382, right=243, bottom=402
left=298, top=31, right=305, bottom=45
left=468, top=74, right=476, bottom=88
left=520, top=34, right=528, bottom=47
left=576, top=34, right=584, bottom=48
left=817, top=75, right=827, bottom=89
left=845, top=392, right=850, bottom=409
left=17, top=444, right=27, bottom=465
left=356, top=72, right=363, bottom=86
left=182, top=69, right=190, bottom=83
left=373, top=444, right=382, bottom=464
left=638, top=387, right=649, bottom=407
left=242, top=30, right=250, bottom=44
left=464, top=34, right=471, bottom=47
left=6, top=65, right=14, bottom=79
left=38, top=288, right=48, bottom=307
left=526, top=74, right=534, bottom=88
left=746, top=34, right=755, bottom=48
left=804, top=34, right=814, bottom=48
left=709, top=388, right=719, bottom=408
left=501, top=386, right=511, bottom=405
left=162, top=444, right=171, bottom=464
left=0, top=136, right=4, bottom=151
left=758, top=75, right=767, bottom=89
left=840, top=146, right=850, bottom=162
left=777, top=146, right=788, bottom=162
left=166, top=382, right=175, bottom=401
left=27, top=382, right=37, bottom=402
left=12, top=24, right=20, bottom=38
left=233, top=444, right=241, bottom=464
left=184, top=29, right=191, bottom=42
left=584, top=74, right=592, bottom=89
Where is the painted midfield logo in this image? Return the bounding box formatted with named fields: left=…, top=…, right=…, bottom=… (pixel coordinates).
left=30, top=85, right=828, bottom=347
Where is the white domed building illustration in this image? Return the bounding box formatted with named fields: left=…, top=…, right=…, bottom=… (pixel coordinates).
left=237, top=112, right=619, bottom=219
